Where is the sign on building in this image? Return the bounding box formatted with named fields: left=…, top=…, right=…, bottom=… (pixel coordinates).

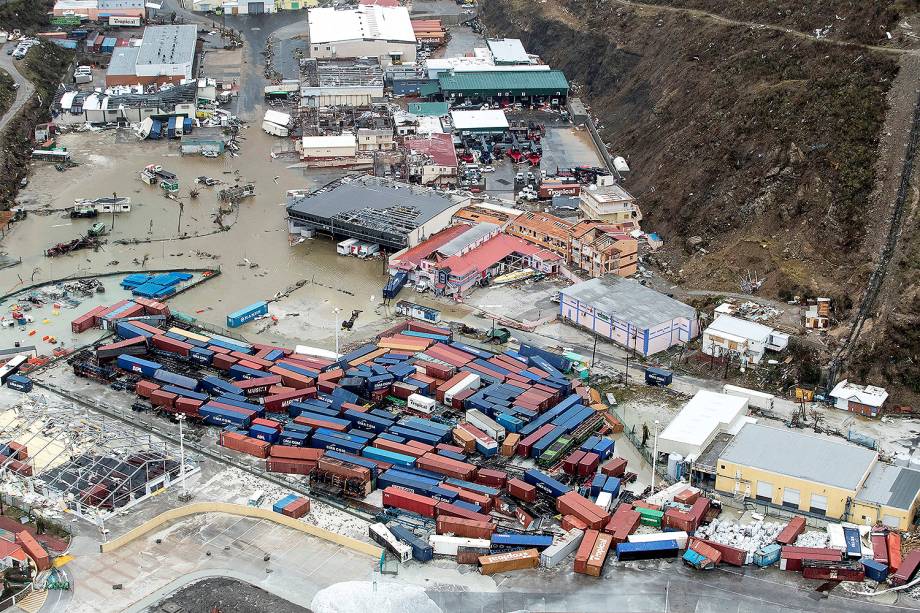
left=109, top=16, right=142, bottom=26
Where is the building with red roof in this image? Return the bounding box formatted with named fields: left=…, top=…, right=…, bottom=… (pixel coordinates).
left=406, top=133, right=458, bottom=187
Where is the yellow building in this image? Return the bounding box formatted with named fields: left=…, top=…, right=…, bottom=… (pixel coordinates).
left=715, top=423, right=920, bottom=530
left=276, top=0, right=315, bottom=9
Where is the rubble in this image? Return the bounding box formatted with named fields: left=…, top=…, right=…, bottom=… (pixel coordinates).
left=694, top=518, right=784, bottom=556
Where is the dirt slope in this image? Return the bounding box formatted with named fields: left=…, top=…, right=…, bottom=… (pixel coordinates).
left=481, top=0, right=920, bottom=402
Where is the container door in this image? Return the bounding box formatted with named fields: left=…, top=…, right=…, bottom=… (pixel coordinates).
left=755, top=481, right=773, bottom=503
left=809, top=494, right=827, bottom=516
left=781, top=487, right=800, bottom=509
left=249, top=1, right=264, bottom=13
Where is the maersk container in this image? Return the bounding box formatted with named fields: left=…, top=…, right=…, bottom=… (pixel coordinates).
left=117, top=355, right=162, bottom=377
left=616, top=540, right=679, bottom=561
left=389, top=524, right=433, bottom=562
left=6, top=374, right=33, bottom=393
left=753, top=543, right=782, bottom=568
left=198, top=376, right=239, bottom=396
left=249, top=424, right=280, bottom=444
left=580, top=436, right=601, bottom=454
left=273, top=494, right=298, bottom=513
left=491, top=533, right=554, bottom=551
left=153, top=369, right=199, bottom=391
left=523, top=469, right=570, bottom=498
left=278, top=430, right=309, bottom=447
left=182, top=343, right=211, bottom=363
left=363, top=446, right=416, bottom=467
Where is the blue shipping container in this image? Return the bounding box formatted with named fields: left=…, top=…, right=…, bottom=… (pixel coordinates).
left=362, top=446, right=416, bottom=467
left=153, top=370, right=199, bottom=391
left=227, top=301, right=269, bottom=328
left=200, top=376, right=243, bottom=396
left=278, top=431, right=309, bottom=446
left=389, top=524, right=433, bottom=562
left=616, top=540, right=679, bottom=561
left=490, top=533, right=554, bottom=550
left=273, top=494, right=298, bottom=513
left=523, top=469, right=570, bottom=498
left=6, top=375, right=32, bottom=393
left=117, top=355, right=162, bottom=377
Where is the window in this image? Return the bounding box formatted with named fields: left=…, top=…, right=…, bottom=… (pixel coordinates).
left=809, top=494, right=827, bottom=516
left=755, top=481, right=773, bottom=502
left=781, top=488, right=800, bottom=509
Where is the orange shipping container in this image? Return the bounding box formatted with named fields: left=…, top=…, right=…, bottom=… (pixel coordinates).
left=478, top=548, right=539, bottom=575
left=501, top=433, right=520, bottom=456
left=574, top=529, right=599, bottom=574
left=585, top=532, right=612, bottom=577
left=15, top=531, right=50, bottom=571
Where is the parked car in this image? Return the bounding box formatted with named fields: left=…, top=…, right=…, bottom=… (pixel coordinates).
left=482, top=166, right=495, bottom=173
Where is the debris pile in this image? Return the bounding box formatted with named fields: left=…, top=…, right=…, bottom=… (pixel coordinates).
left=694, top=518, right=783, bottom=555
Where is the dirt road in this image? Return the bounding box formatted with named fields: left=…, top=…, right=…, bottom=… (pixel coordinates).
left=0, top=42, right=35, bottom=133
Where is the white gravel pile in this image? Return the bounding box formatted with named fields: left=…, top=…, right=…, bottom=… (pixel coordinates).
left=795, top=531, right=831, bottom=548
left=311, top=581, right=442, bottom=613
left=694, top=518, right=783, bottom=555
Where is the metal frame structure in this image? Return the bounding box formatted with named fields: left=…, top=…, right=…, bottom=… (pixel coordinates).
left=0, top=394, right=198, bottom=520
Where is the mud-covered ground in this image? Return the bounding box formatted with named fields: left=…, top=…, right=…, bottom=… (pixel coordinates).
left=146, top=577, right=311, bottom=613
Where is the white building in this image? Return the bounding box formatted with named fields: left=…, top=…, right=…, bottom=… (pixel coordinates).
left=107, top=25, right=198, bottom=87
left=829, top=380, right=888, bottom=418
left=658, top=390, right=752, bottom=460
left=702, top=314, right=788, bottom=365
left=308, top=5, right=417, bottom=65
left=299, top=133, right=358, bottom=161
left=579, top=175, right=642, bottom=226
left=449, top=109, right=509, bottom=136
left=192, top=0, right=276, bottom=13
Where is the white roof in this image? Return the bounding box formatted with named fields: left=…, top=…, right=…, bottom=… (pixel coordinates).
left=301, top=133, right=357, bottom=148
left=487, top=38, right=530, bottom=64
left=416, top=116, right=444, bottom=135
left=705, top=314, right=772, bottom=342
left=263, top=109, right=291, bottom=126
left=450, top=109, right=509, bottom=131
left=830, top=379, right=888, bottom=408
left=308, top=6, right=415, bottom=45
left=659, top=390, right=749, bottom=455
left=60, top=91, right=78, bottom=110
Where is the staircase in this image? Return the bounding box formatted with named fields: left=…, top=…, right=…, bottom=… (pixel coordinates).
left=16, top=589, right=48, bottom=613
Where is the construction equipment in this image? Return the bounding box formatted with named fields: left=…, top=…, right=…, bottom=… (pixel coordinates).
left=341, top=309, right=362, bottom=330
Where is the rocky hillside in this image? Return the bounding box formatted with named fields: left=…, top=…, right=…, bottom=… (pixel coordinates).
left=481, top=0, right=920, bottom=402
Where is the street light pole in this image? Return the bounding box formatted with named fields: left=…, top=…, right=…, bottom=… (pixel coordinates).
left=333, top=306, right=341, bottom=356
left=651, top=419, right=660, bottom=495
left=177, top=414, right=189, bottom=501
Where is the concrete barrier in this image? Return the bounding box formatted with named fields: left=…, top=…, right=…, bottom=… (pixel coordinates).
left=99, top=502, right=382, bottom=558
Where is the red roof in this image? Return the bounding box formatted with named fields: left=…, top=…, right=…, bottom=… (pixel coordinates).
left=406, top=133, right=457, bottom=168
left=392, top=224, right=474, bottom=268
left=439, top=233, right=562, bottom=277
left=0, top=540, right=25, bottom=561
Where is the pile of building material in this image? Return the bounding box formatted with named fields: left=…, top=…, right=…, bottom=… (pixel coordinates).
left=694, top=519, right=784, bottom=558
left=795, top=531, right=832, bottom=549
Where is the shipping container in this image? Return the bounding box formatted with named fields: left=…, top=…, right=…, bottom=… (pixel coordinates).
left=153, top=369, right=198, bottom=391
left=779, top=546, right=842, bottom=572
left=6, top=374, right=32, bottom=393
left=803, top=560, right=865, bottom=582
left=523, top=468, right=570, bottom=498
left=389, top=524, right=433, bottom=562
left=775, top=516, right=805, bottom=545
left=753, top=543, right=782, bottom=568
left=227, top=301, right=269, bottom=328
left=615, top=539, right=679, bottom=561
left=507, top=478, right=537, bottom=503
left=116, top=355, right=162, bottom=377
left=628, top=531, right=688, bottom=550
left=479, top=549, right=540, bottom=575
left=870, top=531, right=888, bottom=567
left=541, top=528, right=584, bottom=568
left=491, top=533, right=554, bottom=551
left=428, top=535, right=491, bottom=557
left=862, top=559, right=889, bottom=583
left=574, top=529, right=599, bottom=574
left=437, top=516, right=495, bottom=540
left=889, top=532, right=902, bottom=573
left=369, top=523, right=412, bottom=563
left=842, top=526, right=862, bottom=559
left=891, top=550, right=920, bottom=586
left=383, top=487, right=437, bottom=518
left=283, top=497, right=310, bottom=519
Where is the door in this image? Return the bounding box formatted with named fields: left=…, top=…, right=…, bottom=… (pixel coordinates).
left=248, top=2, right=264, bottom=13
left=755, top=481, right=773, bottom=503
left=781, top=487, right=801, bottom=509
left=809, top=494, right=828, bottom=516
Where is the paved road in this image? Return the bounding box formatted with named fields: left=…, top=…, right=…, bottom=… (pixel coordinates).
left=0, top=43, right=35, bottom=133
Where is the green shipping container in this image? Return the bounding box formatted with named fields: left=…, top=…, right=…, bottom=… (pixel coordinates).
left=52, top=16, right=82, bottom=26
left=637, top=507, right=664, bottom=527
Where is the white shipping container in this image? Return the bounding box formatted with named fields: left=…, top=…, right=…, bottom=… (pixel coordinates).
left=428, top=535, right=491, bottom=557
left=722, top=384, right=774, bottom=410
left=595, top=492, right=613, bottom=512
left=444, top=373, right=480, bottom=405
left=337, top=238, right=359, bottom=255
left=369, top=523, right=412, bottom=563
left=262, top=120, right=289, bottom=137
left=408, top=393, right=436, bottom=414
left=465, top=408, right=506, bottom=441
left=628, top=531, right=689, bottom=550
left=540, top=528, right=584, bottom=567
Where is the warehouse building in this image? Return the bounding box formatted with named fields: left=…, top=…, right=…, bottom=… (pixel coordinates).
left=658, top=391, right=751, bottom=460
left=308, top=5, right=417, bottom=65
left=105, top=25, right=199, bottom=87
left=192, top=0, right=277, bottom=13
left=449, top=109, right=509, bottom=137
left=286, top=177, right=468, bottom=250
left=300, top=58, right=385, bottom=108
left=438, top=70, right=569, bottom=106
left=74, top=82, right=198, bottom=123
left=54, top=0, right=145, bottom=21
left=299, top=133, right=358, bottom=163
left=716, top=423, right=920, bottom=529
left=487, top=38, right=531, bottom=65
left=559, top=276, right=699, bottom=356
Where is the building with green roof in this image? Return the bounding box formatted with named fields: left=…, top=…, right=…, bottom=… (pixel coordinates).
left=407, top=102, right=450, bottom=117
left=438, top=70, right=569, bottom=105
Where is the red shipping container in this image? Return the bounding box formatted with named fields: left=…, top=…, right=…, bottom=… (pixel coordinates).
left=252, top=418, right=282, bottom=431
left=294, top=415, right=347, bottom=432
left=152, top=335, right=192, bottom=357
left=687, top=539, right=722, bottom=566
left=870, top=532, right=888, bottom=567
left=632, top=500, right=661, bottom=512
left=507, top=478, right=536, bottom=503
left=405, top=439, right=435, bottom=453
left=452, top=428, right=476, bottom=453
left=475, top=468, right=507, bottom=488
left=416, top=453, right=477, bottom=481
left=688, top=497, right=710, bottom=529
left=230, top=351, right=274, bottom=369
left=437, top=373, right=473, bottom=403
left=451, top=388, right=475, bottom=409
left=373, top=438, right=428, bottom=458
left=692, top=537, right=747, bottom=567
left=106, top=303, right=145, bottom=321
left=267, top=385, right=295, bottom=395
left=557, top=492, right=609, bottom=530
left=7, top=442, right=26, bottom=461
left=803, top=561, right=865, bottom=582
left=889, top=532, right=902, bottom=573
left=563, top=450, right=586, bottom=475
left=601, top=457, right=627, bottom=478
left=517, top=424, right=555, bottom=457
left=317, top=380, right=338, bottom=394
left=604, top=504, right=640, bottom=543
left=269, top=446, right=324, bottom=461
left=97, top=336, right=148, bottom=360
left=262, top=388, right=317, bottom=412
left=71, top=305, right=107, bottom=333
left=437, top=443, right=466, bottom=455
left=776, top=516, right=806, bottom=545
left=574, top=529, right=599, bottom=574
left=6, top=460, right=31, bottom=477
left=220, top=432, right=270, bottom=458
left=282, top=497, right=311, bottom=518
left=585, top=532, right=612, bottom=576
left=236, top=375, right=282, bottom=396
left=392, top=382, right=419, bottom=400
left=15, top=531, right=50, bottom=571
left=318, top=367, right=344, bottom=382
left=891, top=550, right=920, bottom=586
left=562, top=514, right=588, bottom=531
left=268, top=365, right=315, bottom=390
left=237, top=360, right=265, bottom=372
left=96, top=299, right=130, bottom=319
left=673, top=488, right=700, bottom=505
left=435, top=502, right=491, bottom=523
left=436, top=516, right=495, bottom=539
left=136, top=380, right=159, bottom=399
left=438, top=484, right=493, bottom=513
left=266, top=459, right=316, bottom=475
left=663, top=508, right=695, bottom=533
left=149, top=390, right=178, bottom=408
left=577, top=452, right=600, bottom=477
left=383, top=487, right=437, bottom=518
left=174, top=397, right=203, bottom=416
left=213, top=354, right=238, bottom=370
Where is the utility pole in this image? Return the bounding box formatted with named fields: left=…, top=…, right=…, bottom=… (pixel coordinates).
left=333, top=306, right=341, bottom=356
left=651, top=419, right=660, bottom=495
left=177, top=414, right=190, bottom=501
left=591, top=331, right=598, bottom=367
left=111, top=191, right=117, bottom=230
left=177, top=201, right=184, bottom=235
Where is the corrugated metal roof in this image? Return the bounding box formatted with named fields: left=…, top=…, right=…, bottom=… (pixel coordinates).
left=857, top=463, right=920, bottom=510
left=720, top=423, right=877, bottom=491
left=561, top=276, right=696, bottom=329
left=407, top=101, right=449, bottom=117
left=438, top=70, right=569, bottom=93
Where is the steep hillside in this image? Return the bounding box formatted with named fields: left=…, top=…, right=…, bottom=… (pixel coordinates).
left=482, top=0, right=920, bottom=402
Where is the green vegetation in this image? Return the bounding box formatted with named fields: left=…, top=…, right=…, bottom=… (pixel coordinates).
left=0, top=0, right=56, bottom=34
left=0, top=70, right=14, bottom=119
